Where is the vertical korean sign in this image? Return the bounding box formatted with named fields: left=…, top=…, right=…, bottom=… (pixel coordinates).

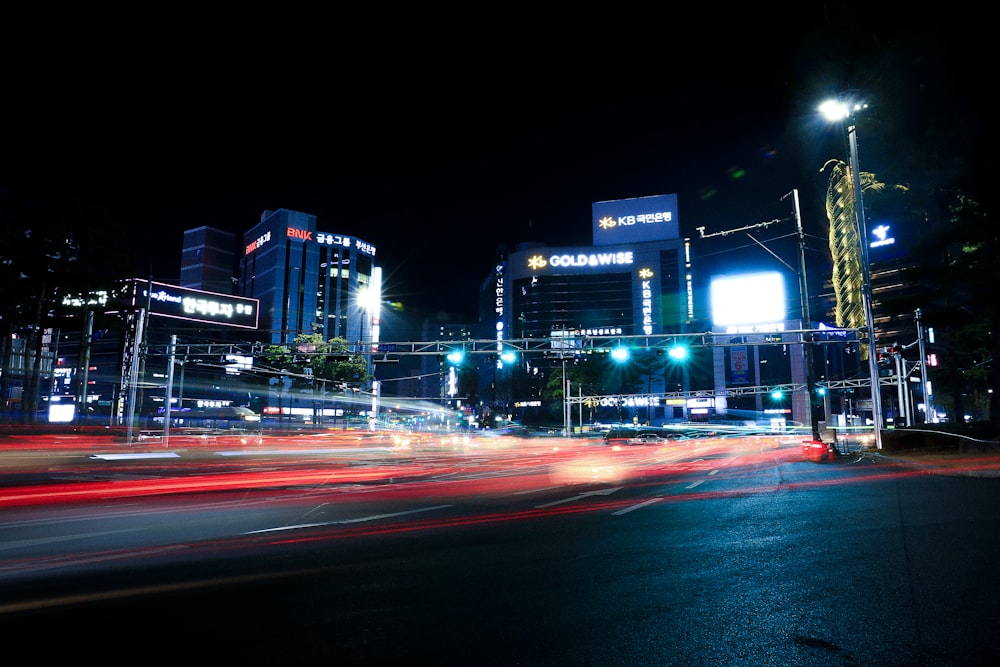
left=731, top=345, right=749, bottom=385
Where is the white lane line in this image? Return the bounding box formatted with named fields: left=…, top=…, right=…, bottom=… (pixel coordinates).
left=243, top=504, right=453, bottom=534
left=612, top=497, right=663, bottom=516
left=91, top=453, right=181, bottom=460
left=0, top=529, right=141, bottom=551
left=708, top=469, right=719, bottom=476
left=216, top=448, right=392, bottom=456
left=535, top=487, right=622, bottom=509
left=686, top=479, right=705, bottom=489
left=513, top=485, right=564, bottom=495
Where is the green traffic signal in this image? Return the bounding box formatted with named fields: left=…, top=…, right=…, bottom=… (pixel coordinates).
left=668, top=345, right=688, bottom=361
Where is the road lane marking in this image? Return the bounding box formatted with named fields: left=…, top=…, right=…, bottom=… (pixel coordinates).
left=686, top=480, right=705, bottom=489
left=0, top=529, right=141, bottom=551
left=243, top=504, right=453, bottom=534
left=612, top=497, right=662, bottom=516
left=535, top=487, right=622, bottom=509
left=216, top=448, right=391, bottom=456
left=91, top=453, right=181, bottom=460
left=513, top=485, right=564, bottom=495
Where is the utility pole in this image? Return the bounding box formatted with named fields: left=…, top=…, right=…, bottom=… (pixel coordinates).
left=915, top=308, right=933, bottom=423
left=698, top=191, right=821, bottom=439
left=76, top=308, right=94, bottom=424
left=788, top=189, right=821, bottom=440
left=164, top=334, right=177, bottom=446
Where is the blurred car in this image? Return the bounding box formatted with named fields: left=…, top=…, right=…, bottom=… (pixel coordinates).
left=627, top=431, right=669, bottom=445
left=604, top=427, right=679, bottom=448
left=603, top=427, right=638, bottom=448
left=549, top=452, right=628, bottom=484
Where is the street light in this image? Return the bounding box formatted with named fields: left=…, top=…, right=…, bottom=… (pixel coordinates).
left=820, top=97, right=883, bottom=450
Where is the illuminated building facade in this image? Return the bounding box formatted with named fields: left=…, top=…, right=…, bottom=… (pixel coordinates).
left=480, top=195, right=694, bottom=425
left=816, top=217, right=933, bottom=425
left=501, top=194, right=693, bottom=345
left=238, top=209, right=381, bottom=348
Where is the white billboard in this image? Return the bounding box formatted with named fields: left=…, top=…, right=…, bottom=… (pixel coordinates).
left=710, top=272, right=785, bottom=326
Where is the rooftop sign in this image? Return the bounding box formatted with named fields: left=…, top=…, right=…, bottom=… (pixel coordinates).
left=592, top=194, right=679, bottom=246
left=127, top=279, right=259, bottom=329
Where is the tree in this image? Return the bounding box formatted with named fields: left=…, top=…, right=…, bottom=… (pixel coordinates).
left=886, top=192, right=998, bottom=428
left=0, top=189, right=136, bottom=423
left=820, top=158, right=907, bottom=361
left=259, top=334, right=371, bottom=390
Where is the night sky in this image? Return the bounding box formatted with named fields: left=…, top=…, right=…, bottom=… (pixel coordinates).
left=4, top=3, right=984, bottom=322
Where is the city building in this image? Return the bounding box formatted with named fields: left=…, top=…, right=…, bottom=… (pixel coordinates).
left=238, top=209, right=381, bottom=349
left=180, top=226, right=238, bottom=294
left=502, top=194, right=693, bottom=340
left=482, top=194, right=699, bottom=426
left=817, top=215, right=933, bottom=425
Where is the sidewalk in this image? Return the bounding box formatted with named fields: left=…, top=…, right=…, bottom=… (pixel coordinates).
left=863, top=447, right=1000, bottom=478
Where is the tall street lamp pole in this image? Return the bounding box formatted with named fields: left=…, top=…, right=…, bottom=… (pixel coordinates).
left=820, top=98, right=883, bottom=450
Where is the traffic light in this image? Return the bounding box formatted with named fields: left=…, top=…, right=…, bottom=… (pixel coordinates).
left=446, top=349, right=465, bottom=365
left=657, top=339, right=688, bottom=361
left=877, top=347, right=895, bottom=376
left=667, top=343, right=689, bottom=361
left=610, top=346, right=630, bottom=362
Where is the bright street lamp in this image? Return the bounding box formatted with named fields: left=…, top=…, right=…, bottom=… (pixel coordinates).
left=820, top=97, right=883, bottom=450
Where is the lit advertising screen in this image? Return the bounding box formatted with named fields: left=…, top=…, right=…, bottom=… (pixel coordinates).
left=128, top=280, right=259, bottom=329
left=592, top=194, right=679, bottom=246
left=710, top=272, right=785, bottom=327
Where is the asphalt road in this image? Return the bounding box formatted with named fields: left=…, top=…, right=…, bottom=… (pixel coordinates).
left=1, top=434, right=999, bottom=665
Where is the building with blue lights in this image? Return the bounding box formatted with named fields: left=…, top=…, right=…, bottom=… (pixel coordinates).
left=238, top=209, right=381, bottom=348
left=478, top=194, right=698, bottom=425
left=500, top=194, right=693, bottom=342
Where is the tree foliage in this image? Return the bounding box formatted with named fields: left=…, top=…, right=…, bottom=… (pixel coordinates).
left=886, top=192, right=998, bottom=426
left=258, top=334, right=371, bottom=390
left=820, top=158, right=907, bottom=359
left=0, top=189, right=137, bottom=422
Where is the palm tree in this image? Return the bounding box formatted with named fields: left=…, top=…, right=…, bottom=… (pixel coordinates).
left=820, top=158, right=889, bottom=361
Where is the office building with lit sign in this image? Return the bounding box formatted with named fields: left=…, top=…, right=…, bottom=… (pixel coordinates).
left=238, top=209, right=381, bottom=348
left=482, top=195, right=695, bottom=424
left=501, top=194, right=693, bottom=341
